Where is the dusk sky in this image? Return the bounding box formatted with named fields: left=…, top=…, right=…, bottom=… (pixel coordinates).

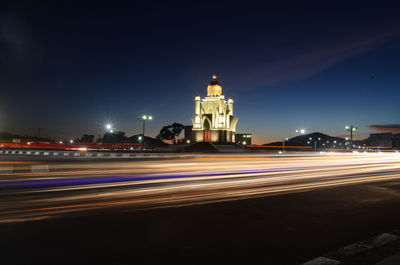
left=1, top=1, right=400, bottom=144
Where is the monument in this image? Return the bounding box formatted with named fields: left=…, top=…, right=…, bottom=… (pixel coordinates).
left=191, top=75, right=238, bottom=143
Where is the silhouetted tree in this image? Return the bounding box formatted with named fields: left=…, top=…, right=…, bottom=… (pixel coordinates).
left=157, top=123, right=185, bottom=144
left=158, top=125, right=174, bottom=141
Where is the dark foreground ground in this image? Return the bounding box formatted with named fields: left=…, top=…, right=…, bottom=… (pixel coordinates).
left=2, top=179, right=400, bottom=265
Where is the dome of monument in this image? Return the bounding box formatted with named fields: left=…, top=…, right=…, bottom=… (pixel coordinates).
left=207, top=74, right=222, bottom=96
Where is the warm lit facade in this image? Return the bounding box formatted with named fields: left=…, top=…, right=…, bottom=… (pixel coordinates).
left=191, top=75, right=238, bottom=143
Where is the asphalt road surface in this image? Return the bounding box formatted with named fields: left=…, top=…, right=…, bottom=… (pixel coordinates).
left=1, top=152, right=400, bottom=264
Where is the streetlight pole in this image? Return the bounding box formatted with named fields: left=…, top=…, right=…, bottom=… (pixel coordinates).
left=295, top=129, right=306, bottom=145
left=313, top=137, right=321, bottom=151
left=345, top=125, right=357, bottom=149
left=137, top=115, right=153, bottom=150
left=282, top=137, right=288, bottom=152
left=142, top=119, right=145, bottom=140
left=308, top=137, right=321, bottom=151
left=106, top=124, right=113, bottom=133
left=103, top=124, right=114, bottom=146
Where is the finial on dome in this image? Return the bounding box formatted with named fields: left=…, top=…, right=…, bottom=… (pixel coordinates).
left=207, top=74, right=222, bottom=96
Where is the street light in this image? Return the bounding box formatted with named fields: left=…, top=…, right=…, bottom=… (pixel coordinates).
left=105, top=124, right=113, bottom=133
left=137, top=114, right=153, bottom=149
left=296, top=129, right=306, bottom=145
left=345, top=125, right=357, bottom=149
left=282, top=137, right=289, bottom=152
left=296, top=129, right=306, bottom=134
left=309, top=137, right=321, bottom=151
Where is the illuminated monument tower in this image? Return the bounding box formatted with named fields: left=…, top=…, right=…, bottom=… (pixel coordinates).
left=191, top=75, right=238, bottom=143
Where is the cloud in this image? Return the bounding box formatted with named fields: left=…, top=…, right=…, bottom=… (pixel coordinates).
left=367, top=124, right=400, bottom=133
left=236, top=29, right=400, bottom=89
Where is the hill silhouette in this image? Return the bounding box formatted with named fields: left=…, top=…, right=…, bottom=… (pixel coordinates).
left=263, top=132, right=348, bottom=149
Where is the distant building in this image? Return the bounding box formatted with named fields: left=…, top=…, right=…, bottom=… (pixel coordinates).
left=236, top=133, right=252, bottom=145
left=191, top=75, right=238, bottom=143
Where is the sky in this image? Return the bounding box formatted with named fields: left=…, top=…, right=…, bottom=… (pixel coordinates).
left=0, top=0, right=400, bottom=144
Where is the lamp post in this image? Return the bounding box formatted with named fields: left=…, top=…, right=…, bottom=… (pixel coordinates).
left=296, top=129, right=306, bottom=134
left=137, top=115, right=153, bottom=149
left=105, top=124, right=114, bottom=133
left=282, top=137, right=289, bottom=152
left=295, top=129, right=306, bottom=145
left=309, top=137, right=321, bottom=151
left=345, top=125, right=357, bottom=149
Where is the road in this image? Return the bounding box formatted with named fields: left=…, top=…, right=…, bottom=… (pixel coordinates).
left=1, top=152, right=400, bottom=222
left=2, top=152, right=400, bottom=264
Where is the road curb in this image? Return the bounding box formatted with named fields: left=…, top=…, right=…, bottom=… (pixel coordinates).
left=302, top=230, right=400, bottom=265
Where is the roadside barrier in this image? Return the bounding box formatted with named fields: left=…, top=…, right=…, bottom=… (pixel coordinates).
left=0, top=149, right=194, bottom=159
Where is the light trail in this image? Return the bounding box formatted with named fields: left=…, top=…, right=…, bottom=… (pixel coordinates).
left=1, top=152, right=400, bottom=223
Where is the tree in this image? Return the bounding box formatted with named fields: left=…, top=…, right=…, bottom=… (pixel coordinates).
left=157, top=123, right=185, bottom=144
